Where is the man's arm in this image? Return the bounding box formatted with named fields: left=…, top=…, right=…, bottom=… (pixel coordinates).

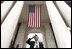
left=26, top=36, right=35, bottom=45
left=26, top=38, right=32, bottom=45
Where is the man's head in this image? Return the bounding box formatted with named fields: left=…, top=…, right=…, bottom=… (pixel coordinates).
left=34, top=34, right=39, bottom=41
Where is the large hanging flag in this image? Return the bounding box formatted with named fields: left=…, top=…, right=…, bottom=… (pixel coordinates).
left=28, top=5, right=41, bottom=28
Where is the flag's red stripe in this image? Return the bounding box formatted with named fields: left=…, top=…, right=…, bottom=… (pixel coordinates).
left=32, top=13, right=34, bottom=27
left=37, top=5, right=38, bottom=28
left=40, top=5, right=41, bottom=27
left=36, top=5, right=37, bottom=28
left=32, top=13, right=33, bottom=27
left=37, top=6, right=39, bottom=27
left=38, top=6, right=40, bottom=27
left=31, top=13, right=32, bottom=27
left=30, top=14, right=32, bottom=27
left=35, top=6, right=36, bottom=27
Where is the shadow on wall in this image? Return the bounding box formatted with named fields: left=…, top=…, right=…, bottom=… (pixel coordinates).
left=65, top=1, right=71, bottom=7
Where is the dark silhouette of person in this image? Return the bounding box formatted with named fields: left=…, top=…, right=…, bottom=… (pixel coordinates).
left=16, top=44, right=19, bottom=48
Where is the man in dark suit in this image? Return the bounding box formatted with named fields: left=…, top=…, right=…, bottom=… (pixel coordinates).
left=26, top=34, right=44, bottom=48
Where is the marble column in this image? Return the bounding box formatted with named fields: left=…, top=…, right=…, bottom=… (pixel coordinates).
left=1, top=1, right=15, bottom=23
left=55, top=1, right=71, bottom=28
left=1, top=1, right=24, bottom=48
left=46, top=1, right=71, bottom=48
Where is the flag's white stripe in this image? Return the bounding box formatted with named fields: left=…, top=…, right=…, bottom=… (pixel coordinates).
left=39, top=6, right=40, bottom=27
left=34, top=13, right=35, bottom=27
left=32, top=13, right=33, bottom=27
left=33, top=13, right=35, bottom=27
left=32, top=13, right=34, bottom=27
left=31, top=13, right=33, bottom=27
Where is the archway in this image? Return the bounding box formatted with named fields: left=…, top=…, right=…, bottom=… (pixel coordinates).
left=23, top=27, right=46, bottom=48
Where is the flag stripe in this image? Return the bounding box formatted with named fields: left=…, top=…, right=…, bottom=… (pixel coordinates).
left=33, top=13, right=34, bottom=27
left=39, top=6, right=40, bottom=27
left=37, top=5, right=38, bottom=28
left=36, top=7, right=38, bottom=27
left=38, top=5, right=40, bottom=27
left=31, top=13, right=32, bottom=27
left=35, top=5, right=37, bottom=27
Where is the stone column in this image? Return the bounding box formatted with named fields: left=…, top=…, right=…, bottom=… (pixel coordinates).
left=1, top=1, right=24, bottom=48
left=46, top=1, right=71, bottom=48
left=1, top=1, right=15, bottom=23
left=55, top=1, right=71, bottom=28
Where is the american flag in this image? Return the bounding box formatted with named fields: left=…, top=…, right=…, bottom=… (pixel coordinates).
left=28, top=5, right=41, bottom=28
